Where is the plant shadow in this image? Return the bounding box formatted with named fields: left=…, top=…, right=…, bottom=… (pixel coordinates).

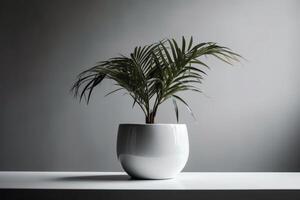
left=56, top=175, right=138, bottom=182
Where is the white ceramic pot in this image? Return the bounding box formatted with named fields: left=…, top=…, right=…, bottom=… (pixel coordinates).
left=117, top=124, right=189, bottom=179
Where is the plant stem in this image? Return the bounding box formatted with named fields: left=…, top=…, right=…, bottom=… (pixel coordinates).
left=145, top=111, right=155, bottom=124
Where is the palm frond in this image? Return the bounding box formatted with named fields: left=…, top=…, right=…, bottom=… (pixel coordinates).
left=72, top=36, right=242, bottom=123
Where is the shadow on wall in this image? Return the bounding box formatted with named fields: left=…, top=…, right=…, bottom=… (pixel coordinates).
left=286, top=111, right=300, bottom=171
left=276, top=0, right=300, bottom=170
left=1, top=0, right=300, bottom=172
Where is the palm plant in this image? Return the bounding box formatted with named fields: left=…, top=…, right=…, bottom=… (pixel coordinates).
left=72, top=36, right=241, bottom=123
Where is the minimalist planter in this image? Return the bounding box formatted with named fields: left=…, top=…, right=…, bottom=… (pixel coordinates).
left=117, top=124, right=189, bottom=179
left=72, top=37, right=241, bottom=180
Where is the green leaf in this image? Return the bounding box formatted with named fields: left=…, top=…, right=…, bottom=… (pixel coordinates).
left=187, top=36, right=193, bottom=51
left=105, top=88, right=123, bottom=97
left=172, top=97, right=179, bottom=123
left=172, top=95, right=196, bottom=120
left=182, top=36, right=186, bottom=53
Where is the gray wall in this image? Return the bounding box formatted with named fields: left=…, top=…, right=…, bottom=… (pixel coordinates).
left=1, top=0, right=300, bottom=171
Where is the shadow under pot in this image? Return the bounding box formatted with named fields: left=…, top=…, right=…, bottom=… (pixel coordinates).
left=117, top=124, right=189, bottom=180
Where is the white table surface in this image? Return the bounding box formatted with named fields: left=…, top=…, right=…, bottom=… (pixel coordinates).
left=0, top=172, right=300, bottom=190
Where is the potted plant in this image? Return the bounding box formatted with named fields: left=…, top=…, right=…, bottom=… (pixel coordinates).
left=72, top=36, right=241, bottom=179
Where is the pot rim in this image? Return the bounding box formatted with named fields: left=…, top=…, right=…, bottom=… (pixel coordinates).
left=119, top=123, right=186, bottom=126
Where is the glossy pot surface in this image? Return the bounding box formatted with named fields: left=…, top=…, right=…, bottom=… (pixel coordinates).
left=117, top=124, right=189, bottom=179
